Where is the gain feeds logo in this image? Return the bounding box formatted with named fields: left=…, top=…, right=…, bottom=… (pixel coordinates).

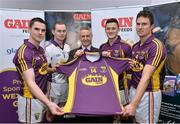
left=4, top=19, right=30, bottom=29
left=7, top=48, right=17, bottom=55
left=101, top=17, right=133, bottom=32
left=4, top=19, right=30, bottom=33
left=81, top=74, right=107, bottom=86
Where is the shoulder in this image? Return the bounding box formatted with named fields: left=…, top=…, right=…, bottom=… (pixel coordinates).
left=132, top=42, right=139, bottom=49
left=44, top=41, right=54, bottom=50
left=91, top=46, right=99, bottom=51
left=64, top=43, right=71, bottom=52
left=17, top=44, right=33, bottom=59
left=99, top=42, right=108, bottom=49
left=150, top=38, right=164, bottom=50
left=120, top=40, right=132, bottom=49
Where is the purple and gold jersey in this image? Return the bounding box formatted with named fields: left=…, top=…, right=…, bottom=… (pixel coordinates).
left=13, top=39, right=48, bottom=98
left=57, top=52, right=130, bottom=115
left=100, top=36, right=132, bottom=90
left=131, top=35, right=167, bottom=91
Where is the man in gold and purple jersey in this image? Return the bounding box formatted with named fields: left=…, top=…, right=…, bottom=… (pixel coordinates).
left=100, top=18, right=132, bottom=106
left=100, top=18, right=132, bottom=123
left=13, top=17, right=64, bottom=123
left=123, top=10, right=167, bottom=123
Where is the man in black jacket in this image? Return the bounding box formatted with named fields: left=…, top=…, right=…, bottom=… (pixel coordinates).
left=68, top=27, right=99, bottom=61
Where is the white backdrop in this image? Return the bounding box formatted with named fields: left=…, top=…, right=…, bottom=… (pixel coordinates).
left=0, top=9, right=44, bottom=122
left=91, top=6, right=143, bottom=48
left=0, top=9, right=44, bottom=70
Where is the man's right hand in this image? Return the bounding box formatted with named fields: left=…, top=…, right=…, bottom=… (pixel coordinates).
left=47, top=102, right=64, bottom=116
left=102, top=51, right=111, bottom=57
left=74, top=49, right=84, bottom=58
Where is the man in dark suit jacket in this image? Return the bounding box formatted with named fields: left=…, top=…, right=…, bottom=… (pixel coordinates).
left=68, top=27, right=99, bottom=61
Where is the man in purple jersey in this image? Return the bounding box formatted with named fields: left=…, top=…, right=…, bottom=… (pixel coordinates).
left=123, top=10, right=167, bottom=123
left=100, top=18, right=132, bottom=122
left=13, top=17, right=64, bottom=123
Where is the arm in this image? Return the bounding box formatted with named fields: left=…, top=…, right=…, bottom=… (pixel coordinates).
left=23, top=68, right=64, bottom=115
left=123, top=64, right=155, bottom=116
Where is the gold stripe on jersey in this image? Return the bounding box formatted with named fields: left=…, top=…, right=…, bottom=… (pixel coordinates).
left=63, top=68, right=77, bottom=113
left=18, top=45, right=25, bottom=71
left=154, top=39, right=163, bottom=66
left=23, top=81, right=33, bottom=98
left=105, top=60, right=124, bottom=112
left=152, top=39, right=163, bottom=67
left=18, top=45, right=28, bottom=71
left=64, top=61, right=81, bottom=113
left=152, top=58, right=166, bottom=91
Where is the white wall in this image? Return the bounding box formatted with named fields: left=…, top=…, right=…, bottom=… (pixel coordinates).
left=0, top=0, right=178, bottom=10
left=0, top=0, right=150, bottom=10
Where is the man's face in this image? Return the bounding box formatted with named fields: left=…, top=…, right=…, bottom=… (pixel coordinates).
left=105, top=22, right=119, bottom=40
left=29, top=22, right=46, bottom=43
left=136, top=17, right=153, bottom=38
left=79, top=29, right=92, bottom=47
left=52, top=24, right=67, bottom=41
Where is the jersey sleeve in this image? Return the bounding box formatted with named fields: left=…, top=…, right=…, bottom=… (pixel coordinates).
left=106, top=57, right=130, bottom=75
left=146, top=42, right=163, bottom=67
left=17, top=47, right=33, bottom=72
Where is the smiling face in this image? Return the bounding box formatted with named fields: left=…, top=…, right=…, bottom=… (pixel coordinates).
left=79, top=28, right=92, bottom=48
left=136, top=16, right=153, bottom=39
left=105, top=22, right=119, bottom=42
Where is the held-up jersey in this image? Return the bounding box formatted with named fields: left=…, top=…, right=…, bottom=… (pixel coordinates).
left=57, top=52, right=130, bottom=115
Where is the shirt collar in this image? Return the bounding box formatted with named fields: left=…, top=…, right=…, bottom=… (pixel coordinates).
left=107, top=35, right=121, bottom=46
left=24, top=39, right=44, bottom=52
left=139, top=35, right=155, bottom=46
left=24, top=39, right=37, bottom=49
left=81, top=45, right=91, bottom=51
left=51, top=39, right=64, bottom=49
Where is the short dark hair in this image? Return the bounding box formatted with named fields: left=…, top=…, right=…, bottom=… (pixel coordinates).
left=52, top=22, right=66, bottom=30
left=29, top=17, right=46, bottom=28
left=80, top=26, right=91, bottom=31
left=136, top=10, right=154, bottom=25
left=105, top=18, right=119, bottom=27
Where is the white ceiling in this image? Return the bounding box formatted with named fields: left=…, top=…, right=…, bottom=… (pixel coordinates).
left=0, top=0, right=178, bottom=10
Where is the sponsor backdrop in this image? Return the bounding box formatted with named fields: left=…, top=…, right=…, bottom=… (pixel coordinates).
left=0, top=2, right=179, bottom=123
left=91, top=7, right=143, bottom=48
left=45, top=11, right=91, bottom=50
left=0, top=9, right=44, bottom=122
left=146, top=2, right=180, bottom=123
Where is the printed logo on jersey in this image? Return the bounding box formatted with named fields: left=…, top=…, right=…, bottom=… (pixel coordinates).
left=34, top=113, right=40, bottom=120
left=131, top=60, right=143, bottom=72
left=113, top=50, right=120, bottom=57
left=38, top=63, right=48, bottom=75
left=81, top=74, right=107, bottom=86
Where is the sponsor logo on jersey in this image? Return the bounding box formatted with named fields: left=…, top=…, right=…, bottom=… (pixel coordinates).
left=81, top=74, right=107, bottom=86
left=38, top=63, right=48, bottom=75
